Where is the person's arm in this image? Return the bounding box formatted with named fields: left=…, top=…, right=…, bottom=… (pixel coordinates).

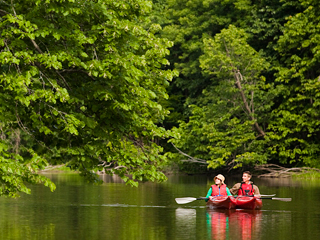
left=205, top=188, right=212, bottom=202
left=229, top=183, right=241, bottom=195
left=253, top=185, right=260, bottom=196
left=226, top=187, right=232, bottom=196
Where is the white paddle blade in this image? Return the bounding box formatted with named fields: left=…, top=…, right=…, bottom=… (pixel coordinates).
left=175, top=197, right=197, bottom=204
left=260, top=194, right=276, bottom=197
left=272, top=197, right=292, bottom=202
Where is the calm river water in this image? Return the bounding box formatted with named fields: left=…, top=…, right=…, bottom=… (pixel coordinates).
left=0, top=172, right=319, bottom=240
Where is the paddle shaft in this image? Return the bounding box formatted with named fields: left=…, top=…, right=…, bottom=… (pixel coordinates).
left=196, top=197, right=209, bottom=200
left=236, top=195, right=292, bottom=202
left=260, top=197, right=292, bottom=202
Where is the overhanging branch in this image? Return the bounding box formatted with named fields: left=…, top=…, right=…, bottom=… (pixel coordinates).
left=171, top=143, right=208, bottom=165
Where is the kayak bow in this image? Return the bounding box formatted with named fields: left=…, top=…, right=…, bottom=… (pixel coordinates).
left=232, top=196, right=263, bottom=210
left=206, top=196, right=236, bottom=209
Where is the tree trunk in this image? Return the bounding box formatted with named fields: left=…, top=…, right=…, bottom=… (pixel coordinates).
left=233, top=70, right=265, bottom=137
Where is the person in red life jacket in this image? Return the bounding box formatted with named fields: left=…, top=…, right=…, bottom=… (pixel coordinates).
left=229, top=171, right=260, bottom=196
left=205, top=174, right=232, bottom=201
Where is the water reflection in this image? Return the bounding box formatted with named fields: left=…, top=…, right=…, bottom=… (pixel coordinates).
left=206, top=210, right=262, bottom=240
left=206, top=210, right=229, bottom=240
left=99, top=174, right=125, bottom=183
left=175, top=208, right=197, bottom=238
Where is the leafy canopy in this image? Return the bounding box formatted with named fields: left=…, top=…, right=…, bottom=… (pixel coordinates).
left=0, top=0, right=177, bottom=197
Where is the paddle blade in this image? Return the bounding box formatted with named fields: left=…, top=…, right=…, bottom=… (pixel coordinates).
left=260, top=194, right=276, bottom=197
left=272, top=197, right=292, bottom=202
left=175, top=197, right=197, bottom=204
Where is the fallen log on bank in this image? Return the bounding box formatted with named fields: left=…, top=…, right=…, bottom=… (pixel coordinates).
left=255, top=164, right=320, bottom=178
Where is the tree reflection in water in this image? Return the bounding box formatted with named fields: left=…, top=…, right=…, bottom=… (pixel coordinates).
left=206, top=209, right=262, bottom=240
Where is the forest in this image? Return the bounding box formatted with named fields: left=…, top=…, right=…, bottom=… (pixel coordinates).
left=1, top=0, right=320, bottom=197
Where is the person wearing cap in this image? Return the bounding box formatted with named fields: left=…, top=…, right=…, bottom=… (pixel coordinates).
left=205, top=174, right=232, bottom=201
left=229, top=171, right=260, bottom=196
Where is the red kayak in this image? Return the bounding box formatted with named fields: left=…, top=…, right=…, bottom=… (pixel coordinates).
left=206, top=196, right=236, bottom=209
left=232, top=196, right=263, bottom=210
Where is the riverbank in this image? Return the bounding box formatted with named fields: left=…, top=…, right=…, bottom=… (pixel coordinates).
left=40, top=163, right=320, bottom=180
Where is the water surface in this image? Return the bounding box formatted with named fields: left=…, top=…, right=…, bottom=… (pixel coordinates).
left=0, top=173, right=319, bottom=240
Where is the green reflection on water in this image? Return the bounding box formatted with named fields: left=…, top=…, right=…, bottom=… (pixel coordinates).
left=0, top=173, right=320, bottom=240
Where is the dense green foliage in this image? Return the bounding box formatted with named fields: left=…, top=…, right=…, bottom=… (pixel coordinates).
left=1, top=0, right=320, bottom=196
left=161, top=0, right=320, bottom=170
left=169, top=25, right=273, bottom=169
left=0, top=0, right=176, bottom=197
left=268, top=1, right=320, bottom=166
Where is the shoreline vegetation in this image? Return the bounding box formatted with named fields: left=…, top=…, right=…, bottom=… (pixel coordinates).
left=40, top=165, right=76, bottom=173
left=40, top=163, right=320, bottom=179
left=2, top=1, right=320, bottom=197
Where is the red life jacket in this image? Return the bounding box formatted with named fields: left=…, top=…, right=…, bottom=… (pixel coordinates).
left=238, top=182, right=254, bottom=196
left=211, top=184, right=228, bottom=196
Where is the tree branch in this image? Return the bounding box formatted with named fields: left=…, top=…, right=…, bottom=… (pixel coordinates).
left=255, top=164, right=320, bottom=178
left=234, top=70, right=265, bottom=137
left=59, top=69, right=96, bottom=81
left=29, top=39, right=71, bottom=90
left=171, top=143, right=208, bottom=165
left=0, top=9, right=9, bottom=16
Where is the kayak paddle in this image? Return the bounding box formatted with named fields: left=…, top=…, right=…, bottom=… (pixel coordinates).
left=175, top=197, right=208, bottom=204
left=234, top=194, right=276, bottom=197
left=260, top=194, right=276, bottom=197
left=175, top=195, right=290, bottom=204
left=259, top=197, right=292, bottom=202
left=235, top=195, right=291, bottom=202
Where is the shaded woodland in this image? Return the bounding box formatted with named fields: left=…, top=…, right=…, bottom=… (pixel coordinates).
left=1, top=0, right=320, bottom=196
